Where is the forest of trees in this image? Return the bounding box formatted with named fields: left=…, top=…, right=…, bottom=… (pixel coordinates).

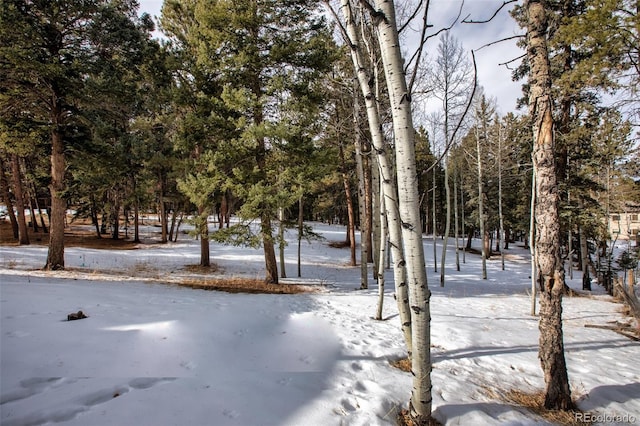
left=1, top=0, right=639, bottom=423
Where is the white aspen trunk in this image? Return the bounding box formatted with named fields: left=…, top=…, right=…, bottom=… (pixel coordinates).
left=279, top=205, right=286, bottom=278
left=375, top=179, right=387, bottom=321
left=372, top=0, right=431, bottom=420
left=498, top=123, right=505, bottom=271
left=461, top=181, right=466, bottom=264
left=441, top=156, right=450, bottom=286
left=454, top=171, right=460, bottom=271
left=432, top=164, right=437, bottom=272
left=298, top=195, right=303, bottom=278
left=530, top=164, right=537, bottom=315
left=353, top=80, right=368, bottom=290
left=475, top=122, right=487, bottom=279
left=334, top=0, right=412, bottom=350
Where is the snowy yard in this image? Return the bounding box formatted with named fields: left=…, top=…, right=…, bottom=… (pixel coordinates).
left=1, top=223, right=639, bottom=425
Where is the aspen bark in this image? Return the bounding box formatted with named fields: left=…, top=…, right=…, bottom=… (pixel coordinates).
left=373, top=0, right=431, bottom=420
left=334, top=0, right=412, bottom=351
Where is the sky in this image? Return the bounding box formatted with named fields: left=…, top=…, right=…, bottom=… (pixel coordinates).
left=137, top=0, right=526, bottom=115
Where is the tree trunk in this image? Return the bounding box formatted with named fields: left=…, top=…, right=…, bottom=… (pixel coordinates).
left=199, top=208, right=210, bottom=267
left=335, top=0, right=412, bottom=352
left=475, top=124, right=487, bottom=279
left=579, top=224, right=591, bottom=291
left=454, top=172, right=460, bottom=271
left=353, top=81, right=368, bottom=290
left=498, top=124, right=505, bottom=271
left=279, top=206, right=286, bottom=278
left=373, top=0, right=431, bottom=421
left=297, top=195, right=303, bottom=278
left=526, top=0, right=574, bottom=410
left=133, top=195, right=140, bottom=243
left=46, top=125, right=65, bottom=269
left=262, top=215, right=278, bottom=284
left=440, top=158, right=450, bottom=286
left=339, top=141, right=357, bottom=266
left=0, top=156, right=19, bottom=239
left=11, top=154, right=30, bottom=245
left=432, top=164, right=437, bottom=272
left=375, top=183, right=387, bottom=321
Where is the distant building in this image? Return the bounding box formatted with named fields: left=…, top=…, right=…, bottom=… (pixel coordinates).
left=608, top=203, right=640, bottom=242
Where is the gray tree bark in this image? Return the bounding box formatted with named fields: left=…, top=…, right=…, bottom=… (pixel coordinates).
left=526, top=0, right=574, bottom=410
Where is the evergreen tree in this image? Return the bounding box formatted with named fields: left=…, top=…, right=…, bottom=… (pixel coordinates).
left=191, top=0, right=336, bottom=283
left=0, top=0, right=155, bottom=269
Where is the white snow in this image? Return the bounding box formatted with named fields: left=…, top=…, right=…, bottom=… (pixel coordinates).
left=1, top=222, right=639, bottom=425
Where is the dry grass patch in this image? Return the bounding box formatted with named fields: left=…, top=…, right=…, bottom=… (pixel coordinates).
left=175, top=276, right=313, bottom=294
left=495, top=389, right=588, bottom=426
left=389, top=356, right=412, bottom=373
left=396, top=409, right=442, bottom=426
left=328, top=240, right=351, bottom=248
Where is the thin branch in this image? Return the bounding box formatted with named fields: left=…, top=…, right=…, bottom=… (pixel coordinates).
left=398, top=0, right=425, bottom=35
left=462, top=0, right=518, bottom=24
left=405, top=1, right=465, bottom=78
left=474, top=34, right=525, bottom=52
left=499, top=53, right=526, bottom=70
left=407, top=0, right=431, bottom=95
left=322, top=0, right=355, bottom=50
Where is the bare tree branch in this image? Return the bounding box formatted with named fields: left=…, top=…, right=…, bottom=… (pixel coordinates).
left=474, top=34, right=525, bottom=52
left=499, top=53, right=526, bottom=70
left=462, top=0, right=518, bottom=24
left=322, top=0, right=356, bottom=50
left=398, top=0, right=426, bottom=35
left=405, top=1, right=465, bottom=85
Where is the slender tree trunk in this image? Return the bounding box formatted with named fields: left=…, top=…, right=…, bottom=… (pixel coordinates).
left=262, top=215, right=278, bottom=284
left=32, top=184, right=48, bottom=233
left=372, top=153, right=381, bottom=279
left=440, top=157, right=450, bottom=286
left=526, top=0, right=574, bottom=410
left=11, top=154, right=30, bottom=245
left=133, top=195, right=140, bottom=243
left=375, top=183, right=387, bottom=321
left=579, top=224, right=591, bottom=291
left=353, top=81, right=368, bottom=290
left=0, top=156, right=19, bottom=239
left=297, top=195, right=303, bottom=278
left=199, top=207, right=210, bottom=267
left=461, top=182, right=466, bottom=264
left=339, top=141, right=357, bottom=266
left=334, top=0, right=412, bottom=353
left=475, top=125, right=487, bottom=279
left=373, top=1, right=431, bottom=420
left=279, top=206, right=287, bottom=278
left=454, top=171, right=460, bottom=271
left=111, top=194, right=120, bottom=240
left=498, top=124, right=505, bottom=271
left=432, top=164, right=437, bottom=272
left=46, top=124, right=65, bottom=269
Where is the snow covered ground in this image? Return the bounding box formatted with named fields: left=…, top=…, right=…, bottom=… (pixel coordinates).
left=1, top=222, right=639, bottom=425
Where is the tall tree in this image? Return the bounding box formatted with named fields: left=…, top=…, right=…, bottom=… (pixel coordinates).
left=428, top=32, right=474, bottom=286
left=0, top=0, right=154, bottom=269
left=193, top=0, right=335, bottom=283
left=524, top=0, right=574, bottom=410
left=369, top=0, right=432, bottom=421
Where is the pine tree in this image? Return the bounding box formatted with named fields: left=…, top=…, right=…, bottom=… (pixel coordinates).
left=0, top=0, right=155, bottom=269
left=192, top=0, right=336, bottom=283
